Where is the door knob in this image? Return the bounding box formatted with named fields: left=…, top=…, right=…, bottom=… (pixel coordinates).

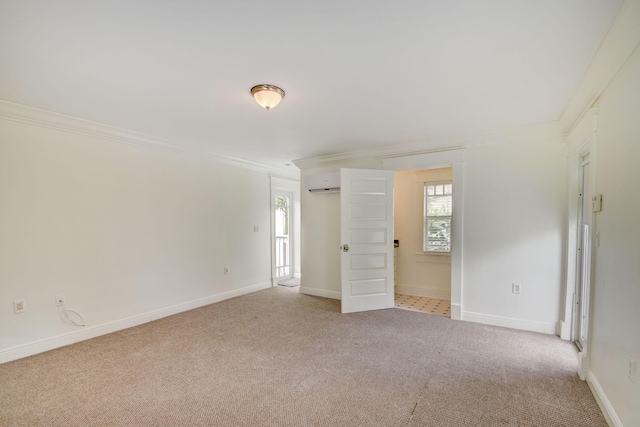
left=341, top=244, right=350, bottom=252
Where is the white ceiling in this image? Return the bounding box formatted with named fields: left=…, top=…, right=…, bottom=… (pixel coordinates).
left=0, top=1, right=623, bottom=170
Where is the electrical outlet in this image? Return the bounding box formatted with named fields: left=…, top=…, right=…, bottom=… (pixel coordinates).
left=224, top=266, right=229, bottom=275
left=629, top=358, right=637, bottom=383
left=512, top=283, right=521, bottom=294
left=13, top=299, right=26, bottom=314
left=55, top=294, right=65, bottom=307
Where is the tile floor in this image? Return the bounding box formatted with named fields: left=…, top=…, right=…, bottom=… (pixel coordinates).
left=394, top=294, right=451, bottom=318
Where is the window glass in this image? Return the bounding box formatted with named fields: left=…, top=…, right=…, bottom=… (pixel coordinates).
left=424, top=182, right=452, bottom=253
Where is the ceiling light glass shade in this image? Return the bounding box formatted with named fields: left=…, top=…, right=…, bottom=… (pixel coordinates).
left=251, top=84, right=285, bottom=110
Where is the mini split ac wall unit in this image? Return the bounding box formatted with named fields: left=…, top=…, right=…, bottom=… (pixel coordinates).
left=304, top=172, right=340, bottom=193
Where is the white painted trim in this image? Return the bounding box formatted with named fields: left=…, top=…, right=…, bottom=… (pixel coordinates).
left=294, top=122, right=562, bottom=169
left=381, top=149, right=465, bottom=171
left=449, top=163, right=464, bottom=322
left=561, top=153, right=581, bottom=342
left=299, top=286, right=341, bottom=300
left=558, top=320, right=571, bottom=340
left=462, top=311, right=557, bottom=335
left=561, top=109, right=599, bottom=343
left=0, top=100, right=180, bottom=152
left=0, top=281, right=271, bottom=364
left=578, top=351, right=589, bottom=381
left=587, top=369, right=622, bottom=427
left=395, top=285, right=450, bottom=300
left=0, top=100, right=297, bottom=178
left=450, top=303, right=461, bottom=321
left=270, top=176, right=301, bottom=190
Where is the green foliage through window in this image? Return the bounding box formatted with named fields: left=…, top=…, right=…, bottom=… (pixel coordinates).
left=275, top=196, right=289, bottom=235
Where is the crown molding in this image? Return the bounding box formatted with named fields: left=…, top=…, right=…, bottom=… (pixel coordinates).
left=0, top=100, right=183, bottom=152
left=566, top=108, right=598, bottom=153
left=560, top=0, right=640, bottom=135
left=0, top=100, right=296, bottom=177
left=293, top=121, right=563, bottom=170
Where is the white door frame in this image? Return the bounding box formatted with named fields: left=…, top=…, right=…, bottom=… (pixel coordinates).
left=559, top=108, right=597, bottom=379
left=572, top=154, right=593, bottom=348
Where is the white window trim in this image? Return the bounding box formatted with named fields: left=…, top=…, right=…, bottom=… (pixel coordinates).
left=423, top=180, right=453, bottom=254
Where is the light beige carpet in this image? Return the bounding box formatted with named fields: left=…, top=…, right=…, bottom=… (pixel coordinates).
left=0, top=287, right=607, bottom=426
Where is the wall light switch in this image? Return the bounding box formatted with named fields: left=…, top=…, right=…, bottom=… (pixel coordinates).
left=629, top=358, right=637, bottom=383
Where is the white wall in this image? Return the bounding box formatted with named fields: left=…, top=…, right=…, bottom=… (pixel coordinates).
left=299, top=160, right=380, bottom=300
left=394, top=168, right=452, bottom=299
left=586, top=42, right=640, bottom=427
left=462, top=137, right=567, bottom=331
left=0, top=118, right=273, bottom=361
left=297, top=132, right=567, bottom=334
left=299, top=170, right=340, bottom=299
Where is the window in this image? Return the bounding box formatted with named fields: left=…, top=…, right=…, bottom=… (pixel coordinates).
left=424, top=182, right=452, bottom=253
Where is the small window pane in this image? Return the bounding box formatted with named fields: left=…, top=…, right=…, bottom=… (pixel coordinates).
left=426, top=185, right=435, bottom=195
left=426, top=195, right=452, bottom=216
left=426, top=218, right=451, bottom=252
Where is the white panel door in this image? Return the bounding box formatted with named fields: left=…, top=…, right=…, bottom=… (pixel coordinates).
left=340, top=168, right=394, bottom=313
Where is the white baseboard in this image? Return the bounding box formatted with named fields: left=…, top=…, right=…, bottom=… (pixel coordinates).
left=450, top=303, right=462, bottom=320
left=578, top=351, right=590, bottom=381
left=462, top=311, right=557, bottom=335
left=0, top=281, right=271, bottom=364
left=395, top=285, right=450, bottom=300
left=299, top=286, right=341, bottom=300
left=587, top=369, right=622, bottom=427
left=558, top=320, right=571, bottom=340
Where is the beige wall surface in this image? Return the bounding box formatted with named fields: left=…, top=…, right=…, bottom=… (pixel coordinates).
left=587, top=42, right=640, bottom=427
left=299, top=160, right=381, bottom=300
left=394, top=168, right=453, bottom=299
left=461, top=137, right=567, bottom=325
left=0, top=119, right=273, bottom=357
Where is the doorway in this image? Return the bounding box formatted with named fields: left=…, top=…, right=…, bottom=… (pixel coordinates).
left=270, top=177, right=300, bottom=288
left=274, top=191, right=293, bottom=283
left=378, top=149, right=464, bottom=320
left=392, top=168, right=453, bottom=318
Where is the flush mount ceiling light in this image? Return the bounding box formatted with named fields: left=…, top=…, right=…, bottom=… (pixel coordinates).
left=251, top=84, right=285, bottom=110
